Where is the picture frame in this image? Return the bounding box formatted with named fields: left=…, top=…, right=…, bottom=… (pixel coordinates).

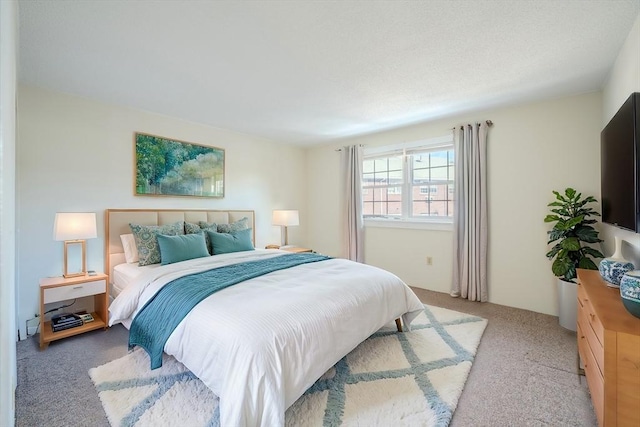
left=134, top=132, right=225, bottom=198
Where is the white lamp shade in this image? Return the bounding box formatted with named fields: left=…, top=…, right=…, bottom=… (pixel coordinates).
left=53, top=212, right=97, bottom=241
left=272, top=210, right=299, bottom=227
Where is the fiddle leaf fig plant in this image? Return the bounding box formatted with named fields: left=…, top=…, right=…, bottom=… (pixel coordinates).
left=544, top=188, right=604, bottom=282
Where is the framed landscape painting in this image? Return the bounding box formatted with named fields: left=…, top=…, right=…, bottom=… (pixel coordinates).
left=134, top=133, right=225, bottom=198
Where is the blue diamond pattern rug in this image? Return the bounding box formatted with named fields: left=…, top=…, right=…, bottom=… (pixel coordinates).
left=89, top=305, right=487, bottom=427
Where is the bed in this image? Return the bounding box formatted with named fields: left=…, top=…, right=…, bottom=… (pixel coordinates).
left=105, top=208, right=424, bottom=426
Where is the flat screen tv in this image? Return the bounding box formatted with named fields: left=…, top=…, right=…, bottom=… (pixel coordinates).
left=600, top=92, right=640, bottom=233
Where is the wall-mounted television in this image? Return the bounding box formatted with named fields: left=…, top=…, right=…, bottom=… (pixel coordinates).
left=600, top=92, right=639, bottom=233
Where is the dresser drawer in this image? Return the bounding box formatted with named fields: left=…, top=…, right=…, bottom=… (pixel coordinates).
left=43, top=279, right=106, bottom=303
left=578, top=283, right=604, bottom=346
left=578, top=323, right=604, bottom=427
left=578, top=300, right=604, bottom=376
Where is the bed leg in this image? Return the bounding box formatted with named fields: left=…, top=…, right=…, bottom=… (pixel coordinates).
left=395, top=318, right=403, bottom=332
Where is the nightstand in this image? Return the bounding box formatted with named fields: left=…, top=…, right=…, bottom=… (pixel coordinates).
left=39, top=273, right=109, bottom=350
left=280, top=247, right=313, bottom=253
left=265, top=245, right=312, bottom=253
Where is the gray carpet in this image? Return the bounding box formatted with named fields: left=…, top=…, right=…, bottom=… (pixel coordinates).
left=16, top=288, right=596, bottom=427
left=413, top=289, right=596, bottom=427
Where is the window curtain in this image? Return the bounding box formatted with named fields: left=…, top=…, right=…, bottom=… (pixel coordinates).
left=341, top=145, right=364, bottom=262
left=452, top=123, right=489, bottom=301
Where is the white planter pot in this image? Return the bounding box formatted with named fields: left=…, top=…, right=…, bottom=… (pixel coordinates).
left=558, top=278, right=577, bottom=331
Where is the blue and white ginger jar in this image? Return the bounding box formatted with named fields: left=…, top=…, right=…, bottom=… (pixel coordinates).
left=620, top=270, right=640, bottom=319
left=598, top=237, right=634, bottom=287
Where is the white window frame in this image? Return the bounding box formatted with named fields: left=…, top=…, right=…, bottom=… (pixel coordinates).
left=362, top=135, right=454, bottom=230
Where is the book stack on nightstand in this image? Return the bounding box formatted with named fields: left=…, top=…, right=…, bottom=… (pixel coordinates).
left=51, top=313, right=83, bottom=332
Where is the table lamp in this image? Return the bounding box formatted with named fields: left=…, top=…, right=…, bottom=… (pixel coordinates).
left=272, top=210, right=299, bottom=247
left=53, top=212, right=97, bottom=278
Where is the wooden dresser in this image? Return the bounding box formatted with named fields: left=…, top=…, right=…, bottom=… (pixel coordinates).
left=576, top=269, right=640, bottom=427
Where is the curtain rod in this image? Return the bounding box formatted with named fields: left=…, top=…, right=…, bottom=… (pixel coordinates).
left=452, top=120, right=493, bottom=130
left=335, top=144, right=365, bottom=152
left=335, top=120, right=493, bottom=152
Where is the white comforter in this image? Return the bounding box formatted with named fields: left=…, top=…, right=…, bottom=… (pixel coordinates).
left=109, top=249, right=424, bottom=427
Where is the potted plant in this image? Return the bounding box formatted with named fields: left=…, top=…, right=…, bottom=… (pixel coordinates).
left=544, top=188, right=604, bottom=330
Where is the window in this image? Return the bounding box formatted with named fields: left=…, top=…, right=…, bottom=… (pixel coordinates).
left=361, top=155, right=403, bottom=217
left=411, top=150, right=455, bottom=217
left=362, top=136, right=454, bottom=222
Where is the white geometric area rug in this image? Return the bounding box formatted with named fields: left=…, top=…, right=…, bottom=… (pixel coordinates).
left=89, top=305, right=487, bottom=427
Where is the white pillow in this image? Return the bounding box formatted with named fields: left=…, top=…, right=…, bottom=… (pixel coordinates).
left=120, top=233, right=139, bottom=264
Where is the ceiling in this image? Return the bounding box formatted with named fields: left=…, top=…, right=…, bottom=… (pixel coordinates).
left=18, top=1, right=640, bottom=146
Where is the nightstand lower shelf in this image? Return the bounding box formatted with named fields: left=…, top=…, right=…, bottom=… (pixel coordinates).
left=40, top=311, right=106, bottom=349
left=39, top=272, right=109, bottom=350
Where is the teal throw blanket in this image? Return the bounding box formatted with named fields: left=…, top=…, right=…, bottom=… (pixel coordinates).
left=129, top=253, right=331, bottom=369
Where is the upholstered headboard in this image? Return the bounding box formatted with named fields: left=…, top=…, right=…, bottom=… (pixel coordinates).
left=105, top=209, right=255, bottom=279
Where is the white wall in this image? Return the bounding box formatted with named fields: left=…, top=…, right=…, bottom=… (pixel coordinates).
left=600, top=12, right=640, bottom=265
left=0, top=1, right=17, bottom=425
left=14, top=11, right=639, bottom=346
left=16, top=86, right=308, bottom=338
left=308, top=92, right=602, bottom=316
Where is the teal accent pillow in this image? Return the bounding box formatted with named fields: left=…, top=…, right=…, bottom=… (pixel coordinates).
left=206, top=228, right=254, bottom=255
left=129, top=222, right=184, bottom=266
left=157, top=233, right=209, bottom=265
left=214, top=217, right=249, bottom=234
left=186, top=222, right=217, bottom=254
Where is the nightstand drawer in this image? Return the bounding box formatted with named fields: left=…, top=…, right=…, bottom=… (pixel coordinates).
left=43, top=279, right=106, bottom=303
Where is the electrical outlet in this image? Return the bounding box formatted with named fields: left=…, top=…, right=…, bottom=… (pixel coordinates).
left=426, top=256, right=433, bottom=265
